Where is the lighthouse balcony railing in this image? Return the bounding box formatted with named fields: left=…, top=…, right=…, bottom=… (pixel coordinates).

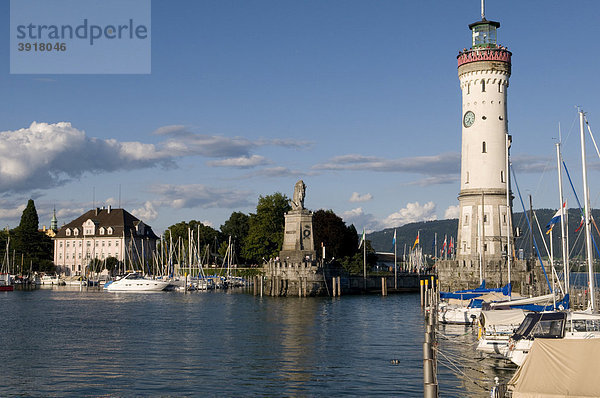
left=457, top=47, right=511, bottom=67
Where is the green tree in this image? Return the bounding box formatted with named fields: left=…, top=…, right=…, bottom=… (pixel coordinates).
left=163, top=220, right=221, bottom=264
left=13, top=199, right=54, bottom=273
left=342, top=240, right=377, bottom=275
left=220, top=211, right=249, bottom=264
left=313, top=209, right=359, bottom=260
left=242, top=193, right=291, bottom=263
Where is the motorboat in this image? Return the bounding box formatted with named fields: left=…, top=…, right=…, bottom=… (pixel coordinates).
left=0, top=273, right=14, bottom=291
left=105, top=273, right=171, bottom=292
left=505, top=311, right=600, bottom=366
left=476, top=309, right=527, bottom=354
left=40, top=274, right=64, bottom=285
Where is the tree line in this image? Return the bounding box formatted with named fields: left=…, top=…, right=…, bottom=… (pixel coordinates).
left=0, top=199, right=54, bottom=274
left=163, top=192, right=376, bottom=274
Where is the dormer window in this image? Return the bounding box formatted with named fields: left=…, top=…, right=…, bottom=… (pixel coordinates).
left=73, top=228, right=79, bottom=236
left=99, top=227, right=105, bottom=235
left=66, top=228, right=71, bottom=236
left=107, top=227, right=113, bottom=235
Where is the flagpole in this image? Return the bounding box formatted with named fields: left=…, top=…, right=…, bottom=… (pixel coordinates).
left=363, top=231, right=367, bottom=288
left=556, top=141, right=569, bottom=292
left=394, top=229, right=397, bottom=290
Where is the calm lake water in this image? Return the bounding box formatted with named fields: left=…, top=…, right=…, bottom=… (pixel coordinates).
left=0, top=287, right=514, bottom=397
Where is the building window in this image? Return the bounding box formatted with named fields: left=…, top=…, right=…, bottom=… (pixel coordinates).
left=59, top=242, right=63, bottom=248
left=483, top=214, right=488, bottom=223
left=481, top=79, right=486, bottom=92
left=87, top=241, right=91, bottom=247
left=498, top=82, right=503, bottom=93
left=482, top=141, right=487, bottom=153
left=501, top=170, right=505, bottom=183
left=503, top=214, right=507, bottom=224
left=484, top=244, right=488, bottom=251
left=466, top=171, right=469, bottom=184
left=467, top=83, right=470, bottom=95
left=74, top=229, right=79, bottom=236
left=59, top=253, right=62, bottom=259
left=78, top=253, right=81, bottom=259
left=107, top=227, right=113, bottom=235
left=108, top=242, right=111, bottom=247
left=102, top=241, right=105, bottom=247
left=66, top=229, right=71, bottom=236
left=100, top=227, right=105, bottom=235
left=464, top=214, right=469, bottom=226
left=66, top=242, right=70, bottom=248
left=115, top=241, right=119, bottom=247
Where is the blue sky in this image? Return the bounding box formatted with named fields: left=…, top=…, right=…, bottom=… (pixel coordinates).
left=2, top=0, right=600, bottom=235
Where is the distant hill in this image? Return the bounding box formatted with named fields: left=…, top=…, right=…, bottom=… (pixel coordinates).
left=367, top=208, right=600, bottom=261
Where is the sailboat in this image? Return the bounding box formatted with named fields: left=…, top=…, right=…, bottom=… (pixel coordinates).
left=504, top=110, right=600, bottom=366
left=1, top=236, right=14, bottom=291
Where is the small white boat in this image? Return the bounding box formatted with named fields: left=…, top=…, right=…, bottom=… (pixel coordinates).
left=476, top=309, right=526, bottom=354
left=40, top=274, right=64, bottom=285
left=505, top=311, right=600, bottom=366
left=105, top=273, right=170, bottom=292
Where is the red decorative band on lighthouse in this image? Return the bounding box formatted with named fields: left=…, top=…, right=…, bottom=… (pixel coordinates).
left=457, top=48, right=511, bottom=67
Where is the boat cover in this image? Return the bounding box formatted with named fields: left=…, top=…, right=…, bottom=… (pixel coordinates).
left=508, top=338, right=600, bottom=397
left=480, top=309, right=525, bottom=328
left=440, top=283, right=511, bottom=300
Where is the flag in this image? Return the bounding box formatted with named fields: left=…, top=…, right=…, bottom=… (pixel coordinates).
left=358, top=228, right=366, bottom=249
left=392, top=229, right=396, bottom=246
left=449, top=237, right=454, bottom=255
left=545, top=203, right=565, bottom=234
left=441, top=235, right=447, bottom=254
left=412, top=231, right=419, bottom=249
left=575, top=216, right=584, bottom=233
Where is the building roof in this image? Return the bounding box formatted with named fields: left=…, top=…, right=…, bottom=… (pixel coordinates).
left=54, top=207, right=158, bottom=240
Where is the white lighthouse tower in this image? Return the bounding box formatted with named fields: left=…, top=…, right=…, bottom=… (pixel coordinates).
left=455, top=3, right=512, bottom=281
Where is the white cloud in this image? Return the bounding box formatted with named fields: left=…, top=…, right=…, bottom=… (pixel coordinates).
left=150, top=184, right=253, bottom=209
left=0, top=122, right=314, bottom=193
left=341, top=207, right=381, bottom=232
left=207, top=155, right=268, bottom=168
left=405, top=176, right=458, bottom=187
left=0, top=122, right=173, bottom=192
left=382, top=201, right=437, bottom=228
left=240, top=167, right=320, bottom=179
left=313, top=152, right=460, bottom=176
left=511, top=154, right=553, bottom=173
left=0, top=203, right=26, bottom=221
left=349, top=192, right=373, bottom=203
left=132, top=201, right=158, bottom=221
left=201, top=220, right=214, bottom=228
left=444, top=205, right=460, bottom=219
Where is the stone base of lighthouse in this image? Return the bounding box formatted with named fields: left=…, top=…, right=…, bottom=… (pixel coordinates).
left=436, top=258, right=547, bottom=297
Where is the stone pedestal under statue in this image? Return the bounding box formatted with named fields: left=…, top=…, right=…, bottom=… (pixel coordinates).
left=279, top=209, right=316, bottom=263
left=263, top=180, right=325, bottom=296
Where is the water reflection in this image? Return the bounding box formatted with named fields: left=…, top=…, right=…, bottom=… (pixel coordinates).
left=437, top=323, right=517, bottom=397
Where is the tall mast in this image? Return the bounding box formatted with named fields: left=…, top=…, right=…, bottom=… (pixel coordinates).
left=556, top=142, right=569, bottom=292
left=506, top=133, right=512, bottom=294
left=580, top=110, right=595, bottom=311
left=481, top=0, right=485, bottom=20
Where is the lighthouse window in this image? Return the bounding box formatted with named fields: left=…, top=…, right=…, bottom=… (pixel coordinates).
left=481, top=80, right=486, bottom=92
left=482, top=142, right=487, bottom=153
left=498, top=82, right=503, bottom=93
left=466, top=171, right=469, bottom=184
left=501, top=170, right=505, bottom=183
left=464, top=215, right=469, bottom=226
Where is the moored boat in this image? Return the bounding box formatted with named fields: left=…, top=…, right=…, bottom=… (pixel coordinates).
left=105, top=272, right=171, bottom=292
left=0, top=273, right=14, bottom=291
